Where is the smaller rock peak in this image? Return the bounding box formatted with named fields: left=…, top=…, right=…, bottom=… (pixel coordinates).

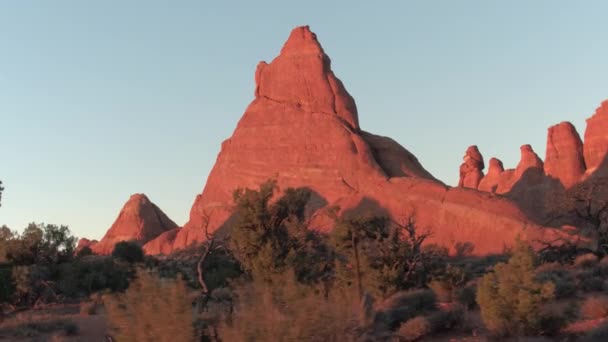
left=488, top=158, right=504, bottom=174
left=517, top=144, right=544, bottom=171
left=459, top=145, right=485, bottom=188
left=280, top=26, right=325, bottom=56
left=126, top=193, right=150, bottom=207
left=594, top=100, right=608, bottom=117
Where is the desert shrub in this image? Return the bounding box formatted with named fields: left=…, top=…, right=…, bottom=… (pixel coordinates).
left=105, top=269, right=195, bottom=341
left=373, top=289, right=437, bottom=331
left=218, top=274, right=358, bottom=341
left=0, top=264, right=14, bottom=302
left=57, top=257, right=132, bottom=297
left=11, top=265, right=57, bottom=306
left=111, top=241, right=144, bottom=263
left=537, top=302, right=575, bottom=336
left=581, top=295, right=608, bottom=319
left=476, top=241, right=555, bottom=336
left=332, top=215, right=447, bottom=298
left=428, top=307, right=464, bottom=332
left=63, top=322, right=79, bottom=336
left=230, top=181, right=332, bottom=284
left=428, top=264, right=470, bottom=303
left=535, top=269, right=576, bottom=299
left=79, top=301, right=97, bottom=315
left=76, top=246, right=94, bottom=258
left=398, top=316, right=431, bottom=341
left=428, top=280, right=452, bottom=302
left=575, top=253, right=599, bottom=268
left=455, top=285, right=477, bottom=309
left=578, top=273, right=605, bottom=293
left=5, top=223, right=76, bottom=265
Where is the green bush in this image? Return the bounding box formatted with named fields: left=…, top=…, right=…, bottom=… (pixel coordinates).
left=578, top=273, right=604, bottom=293
left=476, top=241, right=555, bottom=336
left=428, top=307, right=463, bottom=332
left=397, top=316, right=431, bottom=341
left=76, top=246, right=94, bottom=258
left=57, top=257, right=132, bottom=297
left=0, top=265, right=14, bottom=302
left=374, top=289, right=437, bottom=330
left=455, top=285, right=477, bottom=309
left=111, top=241, right=144, bottom=263
left=535, top=269, right=576, bottom=299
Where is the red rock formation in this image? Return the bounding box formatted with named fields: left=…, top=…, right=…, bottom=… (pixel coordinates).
left=478, top=158, right=504, bottom=193
left=143, top=26, right=571, bottom=255
left=92, top=194, right=177, bottom=255
left=545, top=122, right=586, bottom=188
left=458, top=145, right=485, bottom=189
left=76, top=238, right=97, bottom=252
left=584, top=101, right=608, bottom=174
left=515, top=145, right=544, bottom=179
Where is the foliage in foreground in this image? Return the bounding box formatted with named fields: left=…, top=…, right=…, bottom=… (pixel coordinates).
left=218, top=273, right=358, bottom=341
left=105, top=269, right=195, bottom=342
left=476, top=240, right=557, bottom=336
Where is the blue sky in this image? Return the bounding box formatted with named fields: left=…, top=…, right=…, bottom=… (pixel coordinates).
left=1, top=1, right=607, bottom=240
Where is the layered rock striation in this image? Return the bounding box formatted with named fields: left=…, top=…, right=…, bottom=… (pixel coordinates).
left=142, top=26, right=570, bottom=255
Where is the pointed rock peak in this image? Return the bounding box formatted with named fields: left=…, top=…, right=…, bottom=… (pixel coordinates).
left=254, top=26, right=359, bottom=130
left=280, top=26, right=325, bottom=56
left=126, top=193, right=150, bottom=205
left=464, top=145, right=484, bottom=168
left=516, top=144, right=543, bottom=175
left=584, top=100, right=608, bottom=172
left=91, top=193, right=178, bottom=255
left=459, top=145, right=485, bottom=188
left=545, top=121, right=585, bottom=187
left=488, top=158, right=504, bottom=174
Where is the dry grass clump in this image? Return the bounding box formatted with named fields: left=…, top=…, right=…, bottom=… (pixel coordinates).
left=581, top=295, right=608, bottom=320
left=398, top=316, right=431, bottom=341
left=218, top=275, right=358, bottom=341
left=104, top=269, right=195, bottom=341
left=0, top=313, right=76, bottom=339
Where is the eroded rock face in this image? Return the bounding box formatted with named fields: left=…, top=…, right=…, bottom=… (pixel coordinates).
left=478, top=158, right=504, bottom=193
left=92, top=194, right=177, bottom=255
left=143, top=26, right=568, bottom=255
left=545, top=122, right=586, bottom=188
left=76, top=238, right=98, bottom=252
left=584, top=101, right=608, bottom=173
left=458, top=146, right=485, bottom=189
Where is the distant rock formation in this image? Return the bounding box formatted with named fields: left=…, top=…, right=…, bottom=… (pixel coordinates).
left=458, top=103, right=608, bottom=226
left=458, top=145, right=484, bottom=189
left=584, top=101, right=608, bottom=174
left=545, top=122, right=586, bottom=188
left=76, top=238, right=98, bottom=252
left=91, top=194, right=177, bottom=255
left=142, top=26, right=571, bottom=256
left=478, top=158, right=504, bottom=193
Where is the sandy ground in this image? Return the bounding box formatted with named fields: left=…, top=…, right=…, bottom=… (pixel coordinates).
left=0, top=303, right=107, bottom=341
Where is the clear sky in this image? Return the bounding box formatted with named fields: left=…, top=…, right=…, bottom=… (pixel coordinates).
left=1, top=1, right=607, bottom=240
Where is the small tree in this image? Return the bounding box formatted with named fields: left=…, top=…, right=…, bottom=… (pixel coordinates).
left=112, top=241, right=144, bottom=263
left=230, top=180, right=330, bottom=283
left=331, top=216, right=444, bottom=298
left=476, top=240, right=555, bottom=336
